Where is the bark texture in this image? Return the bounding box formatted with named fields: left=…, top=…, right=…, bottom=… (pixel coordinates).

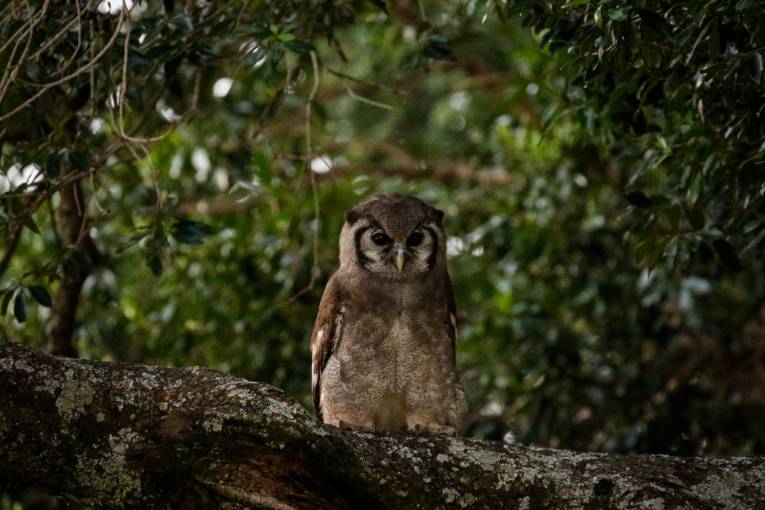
left=1, top=340, right=763, bottom=509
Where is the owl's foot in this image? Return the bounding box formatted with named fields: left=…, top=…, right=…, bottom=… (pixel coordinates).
left=424, top=424, right=458, bottom=436
left=338, top=419, right=375, bottom=433
left=406, top=419, right=458, bottom=436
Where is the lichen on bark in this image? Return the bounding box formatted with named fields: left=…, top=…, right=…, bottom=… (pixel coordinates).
left=1, top=340, right=764, bottom=509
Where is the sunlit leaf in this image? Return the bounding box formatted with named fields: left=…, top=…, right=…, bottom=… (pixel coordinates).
left=608, top=8, right=631, bottom=22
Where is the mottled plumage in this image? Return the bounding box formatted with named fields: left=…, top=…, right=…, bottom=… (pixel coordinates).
left=310, top=193, right=467, bottom=434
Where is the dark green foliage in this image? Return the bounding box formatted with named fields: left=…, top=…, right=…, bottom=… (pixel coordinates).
left=28, top=286, right=52, bottom=308
left=507, top=0, right=765, bottom=269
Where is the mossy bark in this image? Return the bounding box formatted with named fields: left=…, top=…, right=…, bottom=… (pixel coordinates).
left=1, top=341, right=763, bottom=509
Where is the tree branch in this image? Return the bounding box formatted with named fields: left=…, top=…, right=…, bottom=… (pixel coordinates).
left=0, top=224, right=23, bottom=280
left=1, top=341, right=763, bottom=509
left=47, top=172, right=102, bottom=358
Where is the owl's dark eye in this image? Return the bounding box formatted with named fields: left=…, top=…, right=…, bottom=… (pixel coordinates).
left=371, top=232, right=391, bottom=246
left=407, top=231, right=424, bottom=247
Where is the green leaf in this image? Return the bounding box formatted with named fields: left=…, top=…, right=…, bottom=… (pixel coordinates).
left=1, top=288, right=15, bottom=316
left=68, top=151, right=89, bottom=171
left=46, top=153, right=60, bottom=179
left=252, top=150, right=273, bottom=187
left=171, top=219, right=214, bottom=245
left=686, top=208, right=705, bottom=231
left=121, top=230, right=150, bottom=251
left=638, top=9, right=672, bottom=39
left=608, top=8, right=631, bottom=21
left=283, top=40, right=316, bottom=54
left=145, top=44, right=175, bottom=60
left=13, top=292, right=26, bottom=323
left=369, top=0, right=389, bottom=15
left=424, top=39, right=455, bottom=61
left=147, top=254, right=163, bottom=277
left=148, top=226, right=169, bottom=251
left=29, top=285, right=52, bottom=307
left=625, top=191, right=652, bottom=208
left=713, top=239, right=741, bottom=272
left=22, top=214, right=40, bottom=234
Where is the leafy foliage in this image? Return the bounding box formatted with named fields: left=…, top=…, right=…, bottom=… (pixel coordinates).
left=508, top=0, right=765, bottom=269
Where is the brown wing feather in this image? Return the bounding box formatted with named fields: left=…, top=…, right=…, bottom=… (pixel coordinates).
left=445, top=274, right=458, bottom=366
left=310, top=274, right=343, bottom=419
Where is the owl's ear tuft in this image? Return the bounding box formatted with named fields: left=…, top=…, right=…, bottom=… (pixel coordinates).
left=345, top=209, right=361, bottom=225
left=432, top=208, right=445, bottom=224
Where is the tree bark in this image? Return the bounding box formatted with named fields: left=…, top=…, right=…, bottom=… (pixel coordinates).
left=1, top=341, right=763, bottom=510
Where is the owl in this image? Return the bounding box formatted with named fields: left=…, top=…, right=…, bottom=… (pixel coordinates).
left=310, top=193, right=467, bottom=434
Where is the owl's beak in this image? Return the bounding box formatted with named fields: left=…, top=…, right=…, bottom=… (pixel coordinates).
left=394, top=245, right=406, bottom=272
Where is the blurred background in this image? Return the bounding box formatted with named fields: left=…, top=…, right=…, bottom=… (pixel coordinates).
left=2, top=6, right=765, bottom=507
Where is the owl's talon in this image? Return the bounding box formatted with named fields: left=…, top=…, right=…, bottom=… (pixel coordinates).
left=338, top=419, right=375, bottom=433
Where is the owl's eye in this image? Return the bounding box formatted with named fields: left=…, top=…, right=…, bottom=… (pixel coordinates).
left=371, top=232, right=391, bottom=246
left=407, top=232, right=424, bottom=247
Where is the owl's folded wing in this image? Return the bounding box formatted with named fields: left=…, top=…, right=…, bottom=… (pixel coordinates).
left=310, top=276, right=343, bottom=419
left=446, top=274, right=458, bottom=365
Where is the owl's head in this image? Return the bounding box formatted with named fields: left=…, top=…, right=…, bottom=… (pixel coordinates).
left=339, top=193, right=446, bottom=278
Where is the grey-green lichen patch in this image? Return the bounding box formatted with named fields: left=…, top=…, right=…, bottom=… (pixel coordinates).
left=635, top=497, right=667, bottom=509
left=76, top=427, right=143, bottom=503
left=442, top=487, right=460, bottom=504
left=55, top=370, right=96, bottom=423
left=447, top=441, right=515, bottom=490
left=458, top=492, right=476, bottom=508
left=203, top=415, right=224, bottom=433
left=13, top=358, right=35, bottom=373
left=690, top=469, right=750, bottom=507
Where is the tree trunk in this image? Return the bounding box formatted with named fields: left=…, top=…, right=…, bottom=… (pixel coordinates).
left=1, top=341, right=763, bottom=509
left=48, top=175, right=101, bottom=358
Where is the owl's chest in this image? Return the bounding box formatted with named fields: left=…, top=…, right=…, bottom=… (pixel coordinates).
left=338, top=304, right=444, bottom=375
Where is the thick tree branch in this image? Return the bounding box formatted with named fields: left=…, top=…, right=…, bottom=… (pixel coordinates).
left=1, top=341, right=763, bottom=509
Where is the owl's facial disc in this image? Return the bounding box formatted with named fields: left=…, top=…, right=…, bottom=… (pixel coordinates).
left=355, top=222, right=438, bottom=276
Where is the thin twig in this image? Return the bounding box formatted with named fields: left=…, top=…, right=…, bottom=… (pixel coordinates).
left=342, top=81, right=393, bottom=110
left=325, top=67, right=404, bottom=95
left=0, top=7, right=125, bottom=124
left=306, top=51, right=322, bottom=287
left=277, top=52, right=322, bottom=306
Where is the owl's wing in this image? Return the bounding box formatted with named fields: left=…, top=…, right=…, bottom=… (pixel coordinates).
left=446, top=274, right=458, bottom=365
left=310, top=275, right=343, bottom=419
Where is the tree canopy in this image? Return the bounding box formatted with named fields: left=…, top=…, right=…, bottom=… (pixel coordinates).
left=1, top=3, right=764, bottom=506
